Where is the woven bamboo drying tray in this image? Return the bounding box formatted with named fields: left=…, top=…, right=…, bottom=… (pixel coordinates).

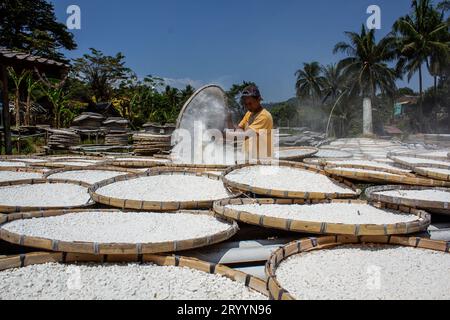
left=0, top=252, right=267, bottom=297
left=213, top=198, right=430, bottom=236
left=0, top=179, right=95, bottom=213
left=325, top=166, right=450, bottom=187
left=275, top=147, right=318, bottom=161
left=388, top=151, right=450, bottom=161
left=413, top=167, right=450, bottom=182
left=30, top=160, right=111, bottom=169
left=90, top=169, right=240, bottom=211
left=366, top=185, right=450, bottom=215
left=43, top=166, right=143, bottom=185
left=323, top=161, right=413, bottom=176
left=164, top=162, right=232, bottom=170
left=0, top=209, right=239, bottom=255
left=0, top=167, right=47, bottom=175
left=265, top=235, right=450, bottom=300
left=222, top=161, right=361, bottom=200
left=109, top=157, right=171, bottom=168
left=388, top=155, right=450, bottom=170
left=150, top=166, right=226, bottom=177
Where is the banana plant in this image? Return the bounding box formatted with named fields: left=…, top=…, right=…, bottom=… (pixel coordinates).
left=7, top=67, right=30, bottom=128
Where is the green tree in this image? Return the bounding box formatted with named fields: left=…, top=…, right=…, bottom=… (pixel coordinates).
left=393, top=0, right=449, bottom=104
left=0, top=0, right=76, bottom=60
left=437, top=0, right=450, bottom=12
left=334, top=26, right=398, bottom=135
left=320, top=63, right=347, bottom=103
left=295, top=62, right=324, bottom=105
left=72, top=48, right=133, bottom=103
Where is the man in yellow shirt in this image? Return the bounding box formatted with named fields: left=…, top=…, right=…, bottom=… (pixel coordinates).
left=226, top=85, right=274, bottom=161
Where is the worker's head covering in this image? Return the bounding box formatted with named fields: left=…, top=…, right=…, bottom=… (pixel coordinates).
left=241, top=85, right=262, bottom=99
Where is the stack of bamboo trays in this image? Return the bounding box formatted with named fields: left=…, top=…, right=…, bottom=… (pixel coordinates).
left=132, top=132, right=172, bottom=156
left=47, top=129, right=81, bottom=150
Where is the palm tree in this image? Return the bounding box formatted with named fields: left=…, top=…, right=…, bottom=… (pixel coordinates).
left=333, top=25, right=398, bottom=135
left=393, top=0, right=449, bottom=106
left=295, top=62, right=324, bottom=105
left=321, top=63, right=346, bottom=103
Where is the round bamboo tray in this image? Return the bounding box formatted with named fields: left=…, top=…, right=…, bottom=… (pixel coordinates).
left=0, top=167, right=47, bottom=175
left=314, top=148, right=353, bottom=159
left=213, top=198, right=430, bottom=236
left=0, top=209, right=239, bottom=255
left=43, top=166, right=142, bottom=185
left=31, top=160, right=111, bottom=169
left=322, top=161, right=413, bottom=176
left=274, top=147, right=318, bottom=161
left=413, top=167, right=450, bottom=182
left=222, top=161, right=361, bottom=200
left=0, top=179, right=95, bottom=213
left=150, top=166, right=226, bottom=177
left=388, top=150, right=450, bottom=161
left=164, top=162, right=231, bottom=170
left=389, top=155, right=450, bottom=170
left=325, top=166, right=450, bottom=187
left=366, top=185, right=450, bottom=215
left=0, top=160, right=30, bottom=169
left=110, top=157, right=171, bottom=168
left=90, top=169, right=240, bottom=211
left=44, top=155, right=106, bottom=161
left=0, top=252, right=267, bottom=297
left=265, top=235, right=450, bottom=300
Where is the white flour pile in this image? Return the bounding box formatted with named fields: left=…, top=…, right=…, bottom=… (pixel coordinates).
left=275, top=245, right=450, bottom=300
left=1, top=211, right=231, bottom=243
left=375, top=189, right=450, bottom=202
left=226, top=203, right=418, bottom=224
left=225, top=166, right=356, bottom=194
left=0, top=263, right=265, bottom=300
left=172, top=140, right=240, bottom=166
left=47, top=170, right=129, bottom=185
left=327, top=160, right=410, bottom=173
left=0, top=161, right=27, bottom=167
left=0, top=171, right=43, bottom=182
left=96, top=175, right=231, bottom=202
left=0, top=183, right=91, bottom=207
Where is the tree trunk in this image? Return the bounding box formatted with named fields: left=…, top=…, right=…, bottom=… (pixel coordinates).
left=0, top=66, right=12, bottom=154
left=25, top=94, right=31, bottom=126
left=363, top=97, right=373, bottom=136
left=15, top=91, right=20, bottom=128
left=418, top=65, right=424, bottom=118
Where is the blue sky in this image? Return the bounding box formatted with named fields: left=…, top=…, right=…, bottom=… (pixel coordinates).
left=51, top=0, right=435, bottom=102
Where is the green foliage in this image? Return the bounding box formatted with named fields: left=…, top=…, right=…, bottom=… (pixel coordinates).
left=0, top=0, right=76, bottom=60
left=72, top=48, right=133, bottom=103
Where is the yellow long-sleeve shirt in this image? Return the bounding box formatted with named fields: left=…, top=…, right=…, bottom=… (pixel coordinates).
left=239, top=109, right=274, bottom=160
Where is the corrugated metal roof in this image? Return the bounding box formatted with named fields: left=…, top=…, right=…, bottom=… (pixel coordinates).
left=0, top=47, right=69, bottom=68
